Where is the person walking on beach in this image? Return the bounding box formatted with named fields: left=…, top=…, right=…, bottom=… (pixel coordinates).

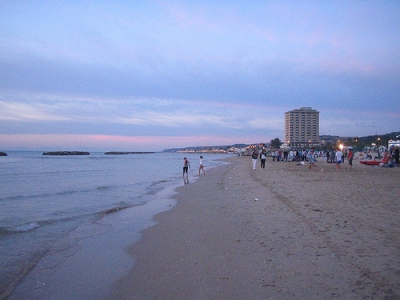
left=251, top=149, right=258, bottom=170
left=183, top=157, right=190, bottom=177
left=260, top=149, right=267, bottom=169
left=308, top=148, right=315, bottom=170
left=199, top=156, right=205, bottom=175
left=347, top=148, right=354, bottom=169
left=335, top=148, right=343, bottom=171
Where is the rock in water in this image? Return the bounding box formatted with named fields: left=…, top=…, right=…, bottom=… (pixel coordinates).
left=42, top=151, right=90, bottom=156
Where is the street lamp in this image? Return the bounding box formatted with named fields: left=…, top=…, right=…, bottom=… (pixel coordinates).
left=376, top=138, right=381, bottom=157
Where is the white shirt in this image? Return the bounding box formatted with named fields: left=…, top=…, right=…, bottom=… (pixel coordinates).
left=336, top=150, right=343, bottom=161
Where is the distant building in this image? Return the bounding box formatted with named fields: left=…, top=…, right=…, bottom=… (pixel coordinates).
left=319, top=135, right=340, bottom=145
left=388, top=140, right=400, bottom=150
left=284, top=107, right=320, bottom=147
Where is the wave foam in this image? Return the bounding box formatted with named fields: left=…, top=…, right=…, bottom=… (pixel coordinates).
left=13, top=222, right=40, bottom=232
left=0, top=222, right=41, bottom=235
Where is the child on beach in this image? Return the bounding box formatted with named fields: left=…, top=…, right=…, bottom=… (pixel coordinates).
left=308, top=148, right=315, bottom=170
left=199, top=156, right=205, bottom=175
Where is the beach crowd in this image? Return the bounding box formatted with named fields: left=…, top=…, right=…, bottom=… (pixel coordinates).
left=251, top=146, right=400, bottom=170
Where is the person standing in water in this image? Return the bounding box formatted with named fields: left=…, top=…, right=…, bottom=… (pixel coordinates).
left=199, top=156, right=205, bottom=175
left=183, top=157, right=190, bottom=177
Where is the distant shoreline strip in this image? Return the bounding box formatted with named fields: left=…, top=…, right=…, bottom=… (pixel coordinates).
left=41, top=151, right=155, bottom=156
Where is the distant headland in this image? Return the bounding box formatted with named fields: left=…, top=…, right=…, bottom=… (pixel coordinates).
left=104, top=151, right=155, bottom=155
left=0, top=151, right=7, bottom=156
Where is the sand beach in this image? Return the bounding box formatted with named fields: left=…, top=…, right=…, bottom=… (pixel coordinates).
left=110, top=156, right=400, bottom=299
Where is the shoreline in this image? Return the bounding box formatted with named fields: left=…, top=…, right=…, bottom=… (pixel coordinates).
left=3, top=152, right=232, bottom=300
left=110, top=157, right=400, bottom=299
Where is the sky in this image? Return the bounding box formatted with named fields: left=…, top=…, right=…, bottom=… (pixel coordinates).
left=1, top=1, right=399, bottom=151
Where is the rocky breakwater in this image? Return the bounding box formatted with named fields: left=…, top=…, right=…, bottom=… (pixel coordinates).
left=42, top=151, right=90, bottom=156
left=0, top=151, right=7, bottom=156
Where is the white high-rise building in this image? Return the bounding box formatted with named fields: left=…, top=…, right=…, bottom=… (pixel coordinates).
left=284, top=107, right=320, bottom=146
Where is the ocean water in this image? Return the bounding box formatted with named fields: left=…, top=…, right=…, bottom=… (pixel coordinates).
left=0, top=151, right=231, bottom=299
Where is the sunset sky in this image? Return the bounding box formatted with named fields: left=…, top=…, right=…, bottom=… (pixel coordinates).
left=1, top=1, right=399, bottom=151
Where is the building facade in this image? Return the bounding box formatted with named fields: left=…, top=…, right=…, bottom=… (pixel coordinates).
left=284, top=107, right=320, bottom=147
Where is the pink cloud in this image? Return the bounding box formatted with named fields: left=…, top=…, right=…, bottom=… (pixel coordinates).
left=165, top=3, right=218, bottom=31
left=316, top=55, right=376, bottom=75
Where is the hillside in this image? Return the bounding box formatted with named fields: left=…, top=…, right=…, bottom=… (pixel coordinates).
left=162, top=132, right=400, bottom=152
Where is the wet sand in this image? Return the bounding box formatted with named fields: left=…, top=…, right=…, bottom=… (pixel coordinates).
left=110, top=156, right=400, bottom=299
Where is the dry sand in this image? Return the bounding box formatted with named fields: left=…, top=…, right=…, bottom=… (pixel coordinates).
left=110, top=157, right=400, bottom=299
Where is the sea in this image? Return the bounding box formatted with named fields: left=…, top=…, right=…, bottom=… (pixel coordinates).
left=0, top=151, right=232, bottom=299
